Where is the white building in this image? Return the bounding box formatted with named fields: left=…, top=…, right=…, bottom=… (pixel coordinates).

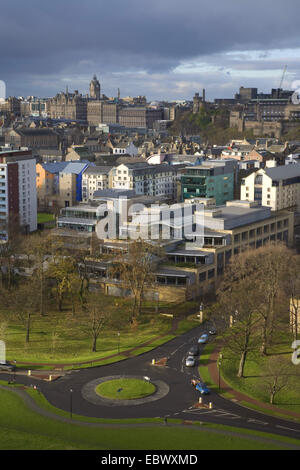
left=82, top=166, right=112, bottom=202
left=112, top=142, right=138, bottom=157
left=241, top=164, right=300, bottom=212
left=110, top=162, right=177, bottom=198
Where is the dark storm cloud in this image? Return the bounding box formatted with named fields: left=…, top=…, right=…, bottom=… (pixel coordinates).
left=1, top=0, right=300, bottom=97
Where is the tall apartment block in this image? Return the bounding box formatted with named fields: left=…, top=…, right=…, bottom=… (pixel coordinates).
left=0, top=148, right=37, bottom=240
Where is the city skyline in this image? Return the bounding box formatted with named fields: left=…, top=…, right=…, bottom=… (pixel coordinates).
left=2, top=0, right=300, bottom=101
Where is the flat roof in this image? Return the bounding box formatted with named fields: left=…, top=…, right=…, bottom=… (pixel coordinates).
left=167, top=249, right=211, bottom=257
left=155, top=268, right=194, bottom=278
left=57, top=217, right=96, bottom=226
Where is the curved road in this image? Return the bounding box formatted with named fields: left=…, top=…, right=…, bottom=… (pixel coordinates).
left=1, top=323, right=300, bottom=442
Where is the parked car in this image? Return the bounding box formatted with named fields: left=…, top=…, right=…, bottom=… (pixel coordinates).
left=188, top=345, right=199, bottom=356
left=0, top=362, right=16, bottom=372
left=185, top=356, right=196, bottom=367
left=198, top=334, right=208, bottom=344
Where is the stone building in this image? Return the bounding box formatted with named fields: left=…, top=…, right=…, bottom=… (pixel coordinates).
left=193, top=90, right=206, bottom=113
left=5, top=128, right=59, bottom=149
left=87, top=101, right=118, bottom=126
left=0, top=97, right=21, bottom=116
left=89, top=75, right=101, bottom=100
left=49, top=91, right=87, bottom=121
left=118, top=107, right=163, bottom=129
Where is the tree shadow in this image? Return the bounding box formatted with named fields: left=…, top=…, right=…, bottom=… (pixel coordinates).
left=270, top=351, right=293, bottom=356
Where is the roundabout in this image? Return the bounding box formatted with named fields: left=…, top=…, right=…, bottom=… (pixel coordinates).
left=81, top=375, right=170, bottom=407
left=1, top=323, right=300, bottom=442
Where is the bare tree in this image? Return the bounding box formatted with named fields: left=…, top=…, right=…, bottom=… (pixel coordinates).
left=259, top=356, right=294, bottom=405
left=253, top=244, right=292, bottom=354
left=217, top=251, right=262, bottom=378
left=110, top=239, right=160, bottom=320
left=47, top=257, right=79, bottom=312
left=11, top=281, right=40, bottom=343
left=81, top=293, right=113, bottom=352
left=284, top=254, right=300, bottom=341
left=21, top=231, right=63, bottom=316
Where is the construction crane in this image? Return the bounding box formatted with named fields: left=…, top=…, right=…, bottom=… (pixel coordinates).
left=279, top=65, right=287, bottom=90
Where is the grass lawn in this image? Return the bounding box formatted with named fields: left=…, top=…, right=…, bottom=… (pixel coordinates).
left=213, top=330, right=300, bottom=414
left=221, top=351, right=300, bottom=414
left=1, top=387, right=300, bottom=450
left=0, top=298, right=197, bottom=367
left=95, top=378, right=156, bottom=399
left=37, top=213, right=55, bottom=224
left=197, top=334, right=300, bottom=420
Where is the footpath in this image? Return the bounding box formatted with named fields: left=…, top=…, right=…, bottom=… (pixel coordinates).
left=208, top=345, right=300, bottom=422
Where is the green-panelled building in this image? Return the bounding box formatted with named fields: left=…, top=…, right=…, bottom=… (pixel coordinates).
left=181, top=160, right=236, bottom=206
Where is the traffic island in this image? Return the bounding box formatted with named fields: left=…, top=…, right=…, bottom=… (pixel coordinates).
left=151, top=357, right=168, bottom=367
left=27, top=371, right=63, bottom=382
left=193, top=401, right=214, bottom=409
left=95, top=378, right=156, bottom=400
left=81, top=375, right=170, bottom=407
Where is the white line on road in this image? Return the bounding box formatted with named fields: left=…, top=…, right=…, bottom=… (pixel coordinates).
left=276, top=425, right=300, bottom=433
left=170, top=343, right=187, bottom=356
left=247, top=419, right=268, bottom=425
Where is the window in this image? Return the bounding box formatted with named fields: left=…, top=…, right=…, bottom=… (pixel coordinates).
left=208, top=269, right=215, bottom=279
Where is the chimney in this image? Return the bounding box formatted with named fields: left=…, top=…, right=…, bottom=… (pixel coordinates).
left=202, top=89, right=206, bottom=103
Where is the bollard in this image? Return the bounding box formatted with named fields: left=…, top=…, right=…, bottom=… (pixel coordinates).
left=198, top=397, right=202, bottom=404
left=49, top=375, right=52, bottom=382
left=209, top=402, right=213, bottom=409
left=152, top=359, right=155, bottom=365
left=28, top=370, right=31, bottom=376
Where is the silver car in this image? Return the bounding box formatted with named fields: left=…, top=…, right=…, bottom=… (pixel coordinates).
left=0, top=362, right=15, bottom=372
left=185, top=356, right=196, bottom=367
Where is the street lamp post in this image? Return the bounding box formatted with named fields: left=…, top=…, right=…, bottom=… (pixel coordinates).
left=218, top=353, right=223, bottom=391
left=117, top=332, right=120, bottom=355
left=155, top=292, right=159, bottom=314
left=70, top=389, right=73, bottom=420
left=13, top=359, right=16, bottom=384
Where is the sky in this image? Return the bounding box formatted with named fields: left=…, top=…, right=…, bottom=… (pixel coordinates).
left=1, top=0, right=300, bottom=102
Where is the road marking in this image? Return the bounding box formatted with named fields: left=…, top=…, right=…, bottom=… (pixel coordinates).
left=276, top=425, right=300, bottom=433
left=183, top=408, right=242, bottom=419
left=247, top=419, right=268, bottom=425
left=170, top=343, right=187, bottom=356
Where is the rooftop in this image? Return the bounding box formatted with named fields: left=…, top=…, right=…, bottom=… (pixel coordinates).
left=265, top=163, right=300, bottom=180
left=203, top=200, right=272, bottom=230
